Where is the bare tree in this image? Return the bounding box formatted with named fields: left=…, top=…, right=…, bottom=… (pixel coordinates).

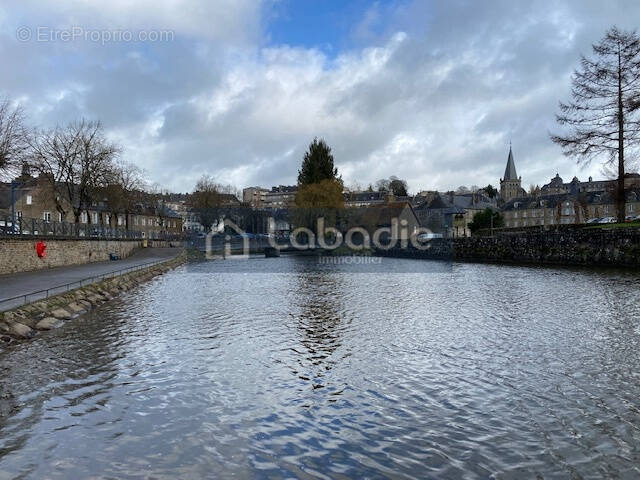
left=188, top=175, right=238, bottom=232
left=0, top=97, right=28, bottom=179
left=30, top=119, right=120, bottom=223
left=551, top=26, right=640, bottom=223
left=144, top=184, right=175, bottom=234
left=103, top=160, right=147, bottom=229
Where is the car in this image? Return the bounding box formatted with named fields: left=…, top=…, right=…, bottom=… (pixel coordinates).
left=586, top=218, right=601, bottom=224
left=416, top=232, right=444, bottom=241
left=598, top=217, right=617, bottom=224
left=0, top=220, right=18, bottom=234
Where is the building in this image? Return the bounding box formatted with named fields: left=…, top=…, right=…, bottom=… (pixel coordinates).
left=413, top=191, right=496, bottom=237
left=343, top=190, right=388, bottom=208
left=0, top=176, right=182, bottom=238
left=540, top=173, right=640, bottom=195
left=242, top=187, right=269, bottom=208
left=340, top=202, right=421, bottom=244
left=242, top=185, right=298, bottom=209
left=263, top=185, right=297, bottom=209
left=500, top=146, right=525, bottom=202
left=502, top=190, right=640, bottom=228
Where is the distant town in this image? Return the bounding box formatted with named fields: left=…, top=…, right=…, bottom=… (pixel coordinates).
left=2, top=144, right=639, bottom=242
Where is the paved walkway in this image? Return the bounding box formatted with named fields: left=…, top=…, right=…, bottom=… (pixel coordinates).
left=0, top=248, right=182, bottom=312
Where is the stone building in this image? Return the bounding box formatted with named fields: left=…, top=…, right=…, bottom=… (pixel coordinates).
left=499, top=146, right=525, bottom=202
left=0, top=176, right=182, bottom=238
left=502, top=190, right=640, bottom=228
left=414, top=191, right=496, bottom=238
left=340, top=201, right=421, bottom=244
left=540, top=172, right=640, bottom=195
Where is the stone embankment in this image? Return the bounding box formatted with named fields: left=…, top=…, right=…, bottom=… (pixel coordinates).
left=453, top=227, right=640, bottom=267
left=376, top=227, right=640, bottom=268
left=0, top=252, right=186, bottom=346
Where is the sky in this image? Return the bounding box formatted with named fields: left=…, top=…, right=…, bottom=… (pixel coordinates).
left=0, top=0, right=638, bottom=193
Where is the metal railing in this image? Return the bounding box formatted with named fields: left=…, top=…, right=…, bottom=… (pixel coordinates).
left=0, top=214, right=182, bottom=241
left=0, top=257, right=174, bottom=312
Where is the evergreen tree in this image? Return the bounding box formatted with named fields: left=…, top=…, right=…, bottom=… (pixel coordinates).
left=297, top=138, right=338, bottom=185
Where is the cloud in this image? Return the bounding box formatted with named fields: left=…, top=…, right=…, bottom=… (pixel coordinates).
left=1, top=0, right=639, bottom=193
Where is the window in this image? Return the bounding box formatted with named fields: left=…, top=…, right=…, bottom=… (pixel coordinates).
left=58, top=212, right=62, bottom=222
left=629, top=204, right=634, bottom=212
left=43, top=211, right=51, bottom=222
left=105, top=214, right=110, bottom=225
left=26, top=195, right=32, bottom=205
left=142, top=218, right=146, bottom=226
left=81, top=211, right=88, bottom=223
left=118, top=216, right=124, bottom=226
left=17, top=211, right=22, bottom=218
left=92, top=212, right=98, bottom=224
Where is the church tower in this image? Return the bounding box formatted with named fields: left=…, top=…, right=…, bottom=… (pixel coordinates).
left=500, top=145, right=522, bottom=202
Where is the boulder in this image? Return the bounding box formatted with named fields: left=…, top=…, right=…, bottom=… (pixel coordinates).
left=87, top=295, right=105, bottom=305
left=35, top=317, right=62, bottom=330
left=51, top=308, right=72, bottom=320
left=78, top=300, right=92, bottom=309
left=8, top=322, right=35, bottom=339
left=3, top=311, right=27, bottom=323
left=67, top=303, right=86, bottom=314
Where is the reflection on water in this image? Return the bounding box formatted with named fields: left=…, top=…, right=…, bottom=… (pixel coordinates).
left=1, top=257, right=640, bottom=478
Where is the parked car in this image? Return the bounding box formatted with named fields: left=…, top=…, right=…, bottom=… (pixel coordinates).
left=0, top=220, right=18, bottom=234
left=625, top=215, right=640, bottom=222
left=416, top=232, right=444, bottom=241
left=598, top=217, right=617, bottom=224
left=586, top=218, right=601, bottom=224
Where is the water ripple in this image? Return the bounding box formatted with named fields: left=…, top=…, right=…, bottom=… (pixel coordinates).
left=1, top=258, right=640, bottom=478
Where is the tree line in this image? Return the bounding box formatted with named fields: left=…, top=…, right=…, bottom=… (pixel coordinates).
left=0, top=104, right=171, bottom=229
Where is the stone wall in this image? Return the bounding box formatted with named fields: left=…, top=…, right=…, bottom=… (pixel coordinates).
left=0, top=238, right=141, bottom=274
left=453, top=228, right=640, bottom=267
left=374, top=227, right=640, bottom=267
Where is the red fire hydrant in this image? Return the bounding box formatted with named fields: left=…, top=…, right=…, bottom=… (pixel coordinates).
left=36, top=241, right=47, bottom=258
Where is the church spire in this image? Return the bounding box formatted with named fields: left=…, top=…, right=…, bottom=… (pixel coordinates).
left=503, top=145, right=518, bottom=180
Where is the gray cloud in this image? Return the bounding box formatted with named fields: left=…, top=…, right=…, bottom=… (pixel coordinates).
left=1, top=0, right=639, bottom=193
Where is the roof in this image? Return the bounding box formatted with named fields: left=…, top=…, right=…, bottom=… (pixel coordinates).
left=345, top=191, right=385, bottom=202
left=342, top=201, right=419, bottom=228
left=503, top=146, right=518, bottom=180
left=219, top=193, right=241, bottom=205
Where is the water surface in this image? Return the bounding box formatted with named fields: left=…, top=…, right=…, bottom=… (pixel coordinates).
left=1, top=257, right=640, bottom=478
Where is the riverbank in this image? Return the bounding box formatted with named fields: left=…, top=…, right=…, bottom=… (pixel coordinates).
left=374, top=226, right=640, bottom=268
left=453, top=227, right=640, bottom=267
left=0, top=251, right=186, bottom=346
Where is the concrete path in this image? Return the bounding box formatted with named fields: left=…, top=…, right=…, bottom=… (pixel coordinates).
left=0, top=248, right=182, bottom=312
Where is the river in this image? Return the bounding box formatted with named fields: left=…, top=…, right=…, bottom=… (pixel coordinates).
left=1, top=256, right=640, bottom=478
